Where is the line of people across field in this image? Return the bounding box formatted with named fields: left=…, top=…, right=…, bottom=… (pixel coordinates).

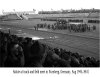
left=0, top=30, right=99, bottom=67
left=36, top=21, right=96, bottom=32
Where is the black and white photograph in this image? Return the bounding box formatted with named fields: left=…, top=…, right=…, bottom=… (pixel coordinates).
left=0, top=0, right=100, bottom=76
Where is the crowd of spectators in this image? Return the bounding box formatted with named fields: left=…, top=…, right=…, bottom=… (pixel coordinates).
left=0, top=30, right=99, bottom=67
left=38, top=9, right=100, bottom=14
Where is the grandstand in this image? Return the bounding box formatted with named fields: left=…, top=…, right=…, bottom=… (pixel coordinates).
left=0, top=14, right=22, bottom=20
left=0, top=9, right=99, bottom=21
left=38, top=9, right=100, bottom=14
left=23, top=11, right=100, bottom=20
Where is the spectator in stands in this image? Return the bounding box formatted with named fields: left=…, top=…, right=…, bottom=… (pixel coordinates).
left=4, top=42, right=24, bottom=67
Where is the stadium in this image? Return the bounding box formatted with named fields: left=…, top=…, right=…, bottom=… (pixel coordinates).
left=0, top=9, right=100, bottom=67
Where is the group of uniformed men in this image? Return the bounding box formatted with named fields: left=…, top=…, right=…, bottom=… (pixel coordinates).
left=35, top=20, right=96, bottom=32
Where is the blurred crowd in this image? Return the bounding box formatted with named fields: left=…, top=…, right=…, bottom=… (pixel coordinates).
left=38, top=9, right=100, bottom=14
left=0, top=31, right=99, bottom=67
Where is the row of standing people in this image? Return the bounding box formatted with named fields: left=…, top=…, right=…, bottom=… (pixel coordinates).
left=36, top=21, right=96, bottom=32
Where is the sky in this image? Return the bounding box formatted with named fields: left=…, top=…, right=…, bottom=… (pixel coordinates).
left=0, top=0, right=100, bottom=14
